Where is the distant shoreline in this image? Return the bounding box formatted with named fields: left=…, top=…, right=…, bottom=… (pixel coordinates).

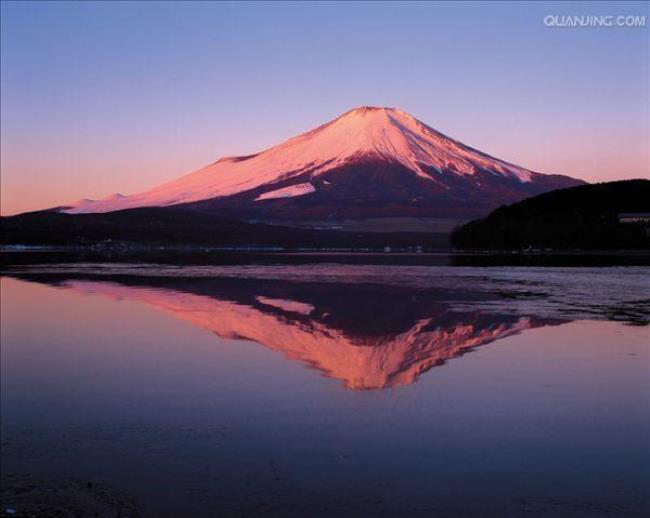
left=2, top=245, right=650, bottom=255
left=3, top=247, right=650, bottom=271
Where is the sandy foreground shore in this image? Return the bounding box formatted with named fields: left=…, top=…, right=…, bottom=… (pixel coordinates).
left=2, top=473, right=647, bottom=517
left=1, top=475, right=140, bottom=518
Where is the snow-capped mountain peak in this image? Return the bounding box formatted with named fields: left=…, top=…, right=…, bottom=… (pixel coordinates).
left=64, top=106, right=581, bottom=216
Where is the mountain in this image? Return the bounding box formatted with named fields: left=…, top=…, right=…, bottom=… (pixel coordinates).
left=451, top=179, right=650, bottom=250
left=62, top=106, right=583, bottom=220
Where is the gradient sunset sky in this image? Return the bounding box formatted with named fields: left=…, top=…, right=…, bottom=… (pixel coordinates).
left=1, top=1, right=648, bottom=215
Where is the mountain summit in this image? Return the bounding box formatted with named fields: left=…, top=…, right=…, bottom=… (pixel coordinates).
left=65, top=106, right=583, bottom=219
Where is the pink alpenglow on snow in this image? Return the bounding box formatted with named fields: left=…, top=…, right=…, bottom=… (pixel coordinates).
left=255, top=183, right=316, bottom=201
left=63, top=107, right=584, bottom=219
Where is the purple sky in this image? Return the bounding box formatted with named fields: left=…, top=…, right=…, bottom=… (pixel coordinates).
left=1, top=1, right=648, bottom=214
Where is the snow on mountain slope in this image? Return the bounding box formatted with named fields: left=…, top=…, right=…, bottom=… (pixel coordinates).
left=255, top=182, right=316, bottom=201
left=65, top=107, right=560, bottom=214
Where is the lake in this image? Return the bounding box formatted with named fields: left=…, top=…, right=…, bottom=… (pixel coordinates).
left=1, top=259, right=649, bottom=517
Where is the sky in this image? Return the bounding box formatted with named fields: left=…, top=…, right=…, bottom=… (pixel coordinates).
left=1, top=1, right=648, bottom=215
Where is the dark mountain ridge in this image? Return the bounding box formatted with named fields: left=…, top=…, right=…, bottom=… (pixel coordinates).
left=451, top=179, right=650, bottom=250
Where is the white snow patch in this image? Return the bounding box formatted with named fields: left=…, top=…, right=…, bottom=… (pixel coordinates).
left=255, top=183, right=316, bottom=201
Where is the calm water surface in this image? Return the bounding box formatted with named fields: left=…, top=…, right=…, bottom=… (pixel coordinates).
left=1, top=263, right=649, bottom=517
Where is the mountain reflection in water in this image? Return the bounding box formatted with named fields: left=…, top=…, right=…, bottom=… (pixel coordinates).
left=25, top=275, right=563, bottom=390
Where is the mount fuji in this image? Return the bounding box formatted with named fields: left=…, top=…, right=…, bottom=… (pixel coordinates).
left=64, top=106, right=583, bottom=220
